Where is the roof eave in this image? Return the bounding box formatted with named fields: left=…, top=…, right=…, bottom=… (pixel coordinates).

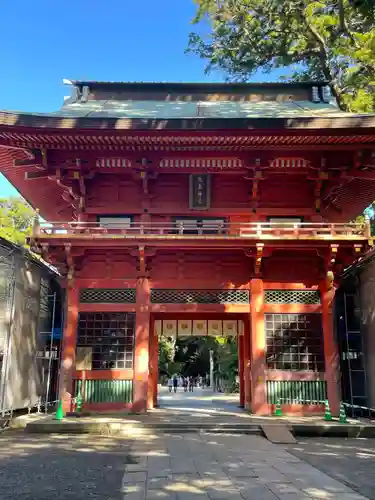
left=69, top=80, right=331, bottom=91
left=0, top=113, right=375, bottom=131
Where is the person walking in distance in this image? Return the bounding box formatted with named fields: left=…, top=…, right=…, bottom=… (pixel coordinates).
left=167, top=377, right=173, bottom=393
left=173, top=376, right=178, bottom=393
left=183, top=376, right=188, bottom=392
left=188, top=376, right=194, bottom=392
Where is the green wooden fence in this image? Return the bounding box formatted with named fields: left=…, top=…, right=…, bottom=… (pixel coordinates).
left=74, top=379, right=133, bottom=404
left=266, top=380, right=327, bottom=405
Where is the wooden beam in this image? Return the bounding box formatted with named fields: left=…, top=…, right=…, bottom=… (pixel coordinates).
left=343, top=170, right=375, bottom=180
left=24, top=171, right=52, bottom=180
left=15, top=158, right=42, bottom=168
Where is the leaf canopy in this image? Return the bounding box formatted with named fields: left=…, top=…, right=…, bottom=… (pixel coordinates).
left=189, top=0, right=375, bottom=111
left=0, top=197, right=35, bottom=247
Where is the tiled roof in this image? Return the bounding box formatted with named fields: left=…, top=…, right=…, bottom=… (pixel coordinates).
left=53, top=99, right=344, bottom=119
left=0, top=98, right=373, bottom=130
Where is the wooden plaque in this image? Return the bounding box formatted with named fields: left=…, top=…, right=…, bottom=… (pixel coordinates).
left=189, top=174, right=211, bottom=210
left=76, top=347, right=92, bottom=370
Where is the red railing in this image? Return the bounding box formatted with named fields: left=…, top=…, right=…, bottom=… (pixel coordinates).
left=32, top=221, right=371, bottom=241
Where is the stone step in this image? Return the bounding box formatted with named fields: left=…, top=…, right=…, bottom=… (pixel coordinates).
left=24, top=417, right=265, bottom=435
left=24, top=417, right=375, bottom=438
left=261, top=424, right=296, bottom=444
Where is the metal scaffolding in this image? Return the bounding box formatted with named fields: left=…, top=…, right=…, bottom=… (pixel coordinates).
left=0, top=249, right=16, bottom=413
left=336, top=289, right=368, bottom=415
left=35, top=278, right=62, bottom=410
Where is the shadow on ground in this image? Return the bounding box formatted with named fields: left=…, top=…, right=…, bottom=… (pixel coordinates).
left=0, top=430, right=135, bottom=500
left=286, top=437, right=375, bottom=500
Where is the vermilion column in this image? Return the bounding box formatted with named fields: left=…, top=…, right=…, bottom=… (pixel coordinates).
left=153, top=330, right=159, bottom=408
left=133, top=278, right=150, bottom=412
left=238, top=333, right=245, bottom=407
left=243, top=319, right=251, bottom=410
left=60, top=285, right=79, bottom=413
left=250, top=279, right=267, bottom=414
left=320, top=274, right=341, bottom=416
left=147, top=317, right=158, bottom=410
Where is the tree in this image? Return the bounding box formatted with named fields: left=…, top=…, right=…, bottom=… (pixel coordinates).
left=189, top=0, right=375, bottom=111
left=158, top=335, right=184, bottom=378
left=162, top=335, right=239, bottom=390
left=0, top=197, right=35, bottom=246
left=214, top=337, right=238, bottom=390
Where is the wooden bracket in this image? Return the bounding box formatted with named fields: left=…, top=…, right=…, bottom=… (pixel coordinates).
left=137, top=168, right=158, bottom=195
left=16, top=148, right=47, bottom=170
left=353, top=244, right=364, bottom=258
left=64, top=244, right=74, bottom=283
left=139, top=246, right=146, bottom=276
left=41, top=148, right=47, bottom=168
left=244, top=170, right=263, bottom=212
left=314, top=171, right=329, bottom=213
left=255, top=243, right=264, bottom=276
left=79, top=175, right=86, bottom=196
left=140, top=171, right=149, bottom=195
left=76, top=173, right=86, bottom=212
left=136, top=157, right=153, bottom=169
left=129, top=246, right=152, bottom=276
left=326, top=244, right=339, bottom=271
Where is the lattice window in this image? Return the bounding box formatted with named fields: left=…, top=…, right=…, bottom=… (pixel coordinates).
left=77, top=313, right=135, bottom=370
left=80, top=288, right=136, bottom=304
left=159, top=158, right=243, bottom=169
left=266, top=380, right=327, bottom=405
left=150, top=289, right=250, bottom=304
left=265, top=290, right=321, bottom=305
left=95, top=158, right=131, bottom=168
left=265, top=313, right=324, bottom=371
left=74, top=379, right=133, bottom=404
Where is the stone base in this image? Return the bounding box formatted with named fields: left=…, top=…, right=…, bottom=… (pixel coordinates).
left=23, top=415, right=375, bottom=439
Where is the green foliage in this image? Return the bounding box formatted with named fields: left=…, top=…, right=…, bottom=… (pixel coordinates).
left=0, top=197, right=35, bottom=246
left=214, top=337, right=238, bottom=383
left=159, top=335, right=238, bottom=388
left=158, top=335, right=178, bottom=377
left=189, top=0, right=375, bottom=111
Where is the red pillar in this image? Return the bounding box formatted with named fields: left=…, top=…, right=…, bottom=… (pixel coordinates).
left=238, top=334, right=245, bottom=407
left=147, top=317, right=158, bottom=410
left=243, top=319, right=251, bottom=410
left=320, top=274, right=341, bottom=416
left=59, top=285, right=79, bottom=413
left=250, top=278, right=267, bottom=414
left=133, top=278, right=150, bottom=412
left=153, top=331, right=159, bottom=408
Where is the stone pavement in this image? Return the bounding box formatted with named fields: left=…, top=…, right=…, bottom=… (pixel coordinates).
left=123, top=432, right=369, bottom=500
left=0, top=428, right=372, bottom=499
left=286, top=437, right=375, bottom=500
left=3, top=388, right=375, bottom=499
left=0, top=430, right=134, bottom=499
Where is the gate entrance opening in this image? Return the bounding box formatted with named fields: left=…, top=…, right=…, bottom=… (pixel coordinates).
left=149, top=315, right=248, bottom=411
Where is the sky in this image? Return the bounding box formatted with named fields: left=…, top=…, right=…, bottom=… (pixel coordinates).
left=0, top=0, right=280, bottom=198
